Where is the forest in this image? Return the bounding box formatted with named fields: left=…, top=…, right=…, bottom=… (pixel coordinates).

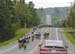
left=0, top=0, right=40, bottom=42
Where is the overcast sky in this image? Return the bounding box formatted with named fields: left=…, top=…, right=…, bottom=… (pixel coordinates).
left=25, top=0, right=74, bottom=8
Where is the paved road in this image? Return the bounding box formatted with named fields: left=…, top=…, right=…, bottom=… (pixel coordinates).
left=34, top=27, right=75, bottom=54
left=0, top=27, right=75, bottom=54
left=0, top=28, right=44, bottom=54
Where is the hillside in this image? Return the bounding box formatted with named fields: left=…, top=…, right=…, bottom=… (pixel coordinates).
left=37, top=7, right=70, bottom=25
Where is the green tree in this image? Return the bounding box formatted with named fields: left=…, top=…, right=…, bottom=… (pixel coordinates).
left=15, top=0, right=32, bottom=28
left=28, top=1, right=40, bottom=27
left=0, top=0, right=40, bottom=42
left=64, top=4, right=75, bottom=28
left=0, top=0, right=16, bottom=42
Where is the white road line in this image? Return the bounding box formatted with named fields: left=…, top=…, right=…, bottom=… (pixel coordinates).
left=56, top=28, right=59, bottom=40
left=50, top=28, right=52, bottom=39
left=0, top=45, right=17, bottom=54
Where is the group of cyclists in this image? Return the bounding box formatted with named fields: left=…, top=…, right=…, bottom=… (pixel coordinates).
left=18, top=27, right=39, bottom=49
left=18, top=26, right=50, bottom=50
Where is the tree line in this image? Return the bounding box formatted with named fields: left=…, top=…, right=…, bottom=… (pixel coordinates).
left=62, top=3, right=75, bottom=38
left=62, top=4, right=75, bottom=28
left=0, top=0, right=40, bottom=42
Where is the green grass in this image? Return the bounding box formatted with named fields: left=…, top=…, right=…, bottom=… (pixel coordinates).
left=0, top=28, right=31, bottom=47
left=64, top=28, right=75, bottom=45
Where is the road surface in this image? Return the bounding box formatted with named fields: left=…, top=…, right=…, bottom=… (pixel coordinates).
left=0, top=27, right=75, bottom=54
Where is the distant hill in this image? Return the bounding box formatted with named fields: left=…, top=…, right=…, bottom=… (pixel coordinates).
left=36, top=7, right=70, bottom=25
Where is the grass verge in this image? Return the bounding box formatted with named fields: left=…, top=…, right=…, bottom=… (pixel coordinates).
left=0, top=28, right=31, bottom=47
left=64, top=28, right=75, bottom=45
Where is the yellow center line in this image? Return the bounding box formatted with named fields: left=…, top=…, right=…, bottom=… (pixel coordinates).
left=27, top=35, right=44, bottom=54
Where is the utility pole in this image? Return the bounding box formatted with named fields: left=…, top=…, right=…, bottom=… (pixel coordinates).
left=70, top=2, right=73, bottom=9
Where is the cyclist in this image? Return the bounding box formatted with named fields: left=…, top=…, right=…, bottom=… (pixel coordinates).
left=18, top=38, right=22, bottom=49
left=22, top=37, right=27, bottom=49
left=31, top=32, right=35, bottom=41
